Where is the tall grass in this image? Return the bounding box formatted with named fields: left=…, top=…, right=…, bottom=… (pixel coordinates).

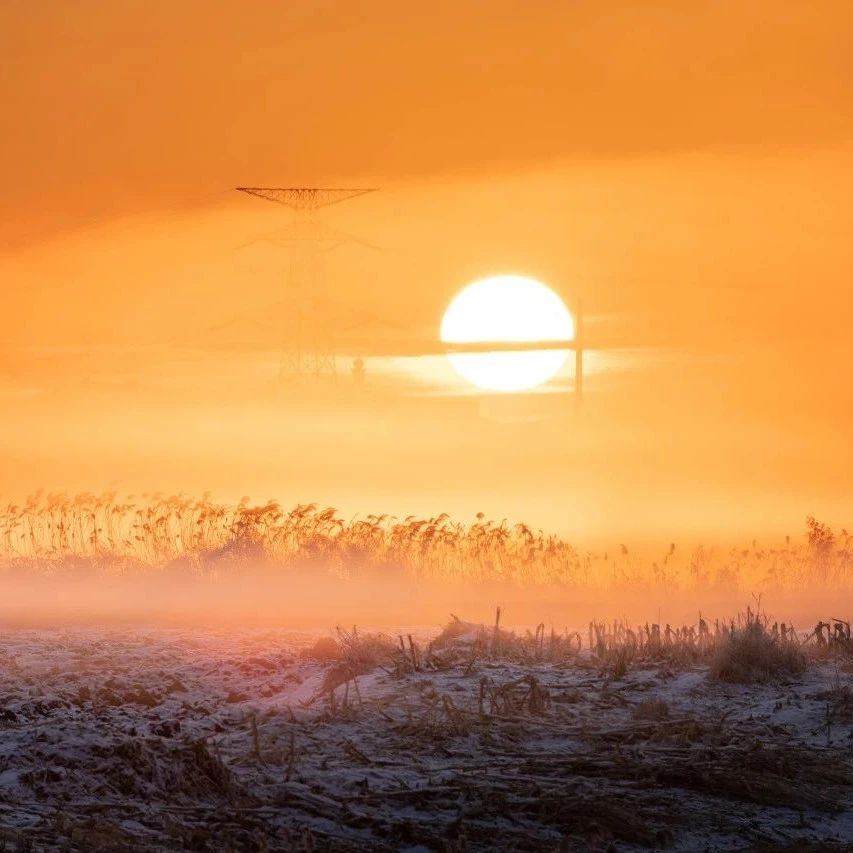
left=0, top=493, right=851, bottom=591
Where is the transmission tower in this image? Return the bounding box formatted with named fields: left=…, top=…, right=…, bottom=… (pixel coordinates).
left=235, top=187, right=376, bottom=380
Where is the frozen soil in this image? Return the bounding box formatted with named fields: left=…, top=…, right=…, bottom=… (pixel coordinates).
left=0, top=626, right=851, bottom=851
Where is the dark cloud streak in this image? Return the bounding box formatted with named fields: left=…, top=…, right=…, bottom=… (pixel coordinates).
left=1, top=0, right=851, bottom=246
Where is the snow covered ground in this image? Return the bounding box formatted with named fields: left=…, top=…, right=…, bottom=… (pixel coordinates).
left=0, top=625, right=851, bottom=851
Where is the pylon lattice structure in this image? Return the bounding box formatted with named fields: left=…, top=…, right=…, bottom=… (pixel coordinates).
left=236, top=187, right=376, bottom=380
left=236, top=187, right=375, bottom=213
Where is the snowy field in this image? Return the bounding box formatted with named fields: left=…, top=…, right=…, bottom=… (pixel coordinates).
left=0, top=624, right=851, bottom=851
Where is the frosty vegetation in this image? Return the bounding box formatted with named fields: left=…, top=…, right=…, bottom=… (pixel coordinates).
left=0, top=610, right=850, bottom=850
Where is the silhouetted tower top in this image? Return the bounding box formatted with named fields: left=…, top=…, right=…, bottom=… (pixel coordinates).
left=236, top=187, right=376, bottom=212
left=234, top=186, right=377, bottom=381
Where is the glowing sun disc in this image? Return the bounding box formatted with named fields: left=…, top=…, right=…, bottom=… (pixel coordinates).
left=440, top=275, right=574, bottom=392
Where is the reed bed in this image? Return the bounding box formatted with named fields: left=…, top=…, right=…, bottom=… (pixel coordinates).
left=1, top=493, right=851, bottom=591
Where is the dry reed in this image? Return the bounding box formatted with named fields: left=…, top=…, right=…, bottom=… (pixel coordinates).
left=0, top=493, right=851, bottom=592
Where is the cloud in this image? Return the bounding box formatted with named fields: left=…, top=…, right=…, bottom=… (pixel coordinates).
left=1, top=0, right=851, bottom=245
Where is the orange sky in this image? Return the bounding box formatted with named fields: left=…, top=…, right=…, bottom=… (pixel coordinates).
left=1, top=1, right=852, bottom=542
left=2, top=1, right=852, bottom=245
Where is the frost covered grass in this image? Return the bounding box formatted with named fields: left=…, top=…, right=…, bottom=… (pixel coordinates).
left=0, top=611, right=851, bottom=850
left=710, top=613, right=807, bottom=683
left=306, top=608, right=852, bottom=685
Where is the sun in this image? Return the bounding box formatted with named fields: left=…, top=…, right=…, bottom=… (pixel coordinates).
left=440, top=275, right=574, bottom=392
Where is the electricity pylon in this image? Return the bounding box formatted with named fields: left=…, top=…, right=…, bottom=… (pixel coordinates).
left=235, top=187, right=376, bottom=380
